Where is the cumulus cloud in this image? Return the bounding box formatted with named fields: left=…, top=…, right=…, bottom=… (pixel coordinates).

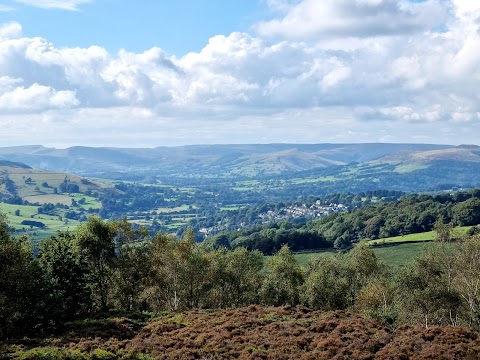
left=0, top=22, right=22, bottom=39
left=1, top=0, right=480, bottom=146
left=256, top=0, right=448, bottom=39
left=0, top=76, right=78, bottom=111
left=14, top=0, right=92, bottom=11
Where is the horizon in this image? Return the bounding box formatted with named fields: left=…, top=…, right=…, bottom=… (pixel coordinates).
left=1, top=1, right=480, bottom=147
left=0, top=141, right=471, bottom=150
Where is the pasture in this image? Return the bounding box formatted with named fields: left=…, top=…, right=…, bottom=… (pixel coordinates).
left=367, top=226, right=471, bottom=245
left=0, top=203, right=80, bottom=240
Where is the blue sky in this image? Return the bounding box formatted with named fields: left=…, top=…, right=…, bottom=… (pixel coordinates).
left=0, top=0, right=480, bottom=148
left=0, top=1, right=268, bottom=55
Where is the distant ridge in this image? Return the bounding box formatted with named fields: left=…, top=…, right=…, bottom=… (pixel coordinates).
left=0, top=143, right=453, bottom=177
left=373, top=144, right=480, bottom=165
left=0, top=160, right=31, bottom=169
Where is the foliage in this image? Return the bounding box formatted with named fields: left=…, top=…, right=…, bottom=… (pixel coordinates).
left=38, top=232, right=92, bottom=320
left=4, top=207, right=480, bottom=341
left=261, top=245, right=304, bottom=306
left=75, top=217, right=116, bottom=310
left=213, top=189, right=480, bottom=253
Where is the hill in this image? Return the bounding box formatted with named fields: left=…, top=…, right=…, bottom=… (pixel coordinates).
left=0, top=143, right=451, bottom=177
left=0, top=160, right=31, bottom=169
left=0, top=164, right=112, bottom=200
left=2, top=306, right=479, bottom=359
left=0, top=165, right=114, bottom=239
left=372, top=144, right=480, bottom=167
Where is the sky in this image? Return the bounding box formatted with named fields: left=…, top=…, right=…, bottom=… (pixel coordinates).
left=0, top=0, right=480, bottom=148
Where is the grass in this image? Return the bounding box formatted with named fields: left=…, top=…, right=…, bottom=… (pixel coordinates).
left=367, top=226, right=472, bottom=245
left=290, top=176, right=337, bottom=184
left=372, top=242, right=433, bottom=268
left=293, top=250, right=337, bottom=268
left=292, top=242, right=436, bottom=269
left=154, top=205, right=195, bottom=213
left=5, top=168, right=110, bottom=198
left=0, top=203, right=80, bottom=240
left=368, top=231, right=436, bottom=245
left=395, top=164, right=430, bottom=173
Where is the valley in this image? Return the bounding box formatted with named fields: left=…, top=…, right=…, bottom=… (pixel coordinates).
left=3, top=143, right=480, bottom=359
left=1, top=143, right=480, bottom=243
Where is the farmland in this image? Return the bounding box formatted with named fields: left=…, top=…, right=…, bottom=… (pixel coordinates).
left=0, top=202, right=80, bottom=239
left=293, top=242, right=432, bottom=269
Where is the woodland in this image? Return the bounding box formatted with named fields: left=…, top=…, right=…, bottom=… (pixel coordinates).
left=2, top=207, right=480, bottom=358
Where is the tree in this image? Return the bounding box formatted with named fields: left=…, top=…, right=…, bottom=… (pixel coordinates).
left=452, top=198, right=480, bottom=226
left=356, top=276, right=396, bottom=325
left=113, top=244, right=150, bottom=311
left=207, top=247, right=263, bottom=308
left=0, top=214, right=51, bottom=338
left=397, top=249, right=462, bottom=327
left=38, top=232, right=91, bottom=320
left=346, top=242, right=382, bottom=307
left=110, top=219, right=150, bottom=311
left=146, top=230, right=210, bottom=311
left=302, top=254, right=350, bottom=311
left=75, top=216, right=116, bottom=311
left=454, top=234, right=480, bottom=328
left=261, top=245, right=304, bottom=306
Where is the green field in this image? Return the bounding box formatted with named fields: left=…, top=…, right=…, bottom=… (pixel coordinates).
left=155, top=205, right=195, bottom=213
left=368, top=226, right=471, bottom=245
left=0, top=203, right=80, bottom=240
left=394, top=164, right=430, bottom=173
left=4, top=168, right=110, bottom=198
left=371, top=242, right=433, bottom=268
left=293, top=242, right=434, bottom=269
left=290, top=176, right=337, bottom=184
left=293, top=250, right=336, bottom=267
left=22, top=194, right=101, bottom=210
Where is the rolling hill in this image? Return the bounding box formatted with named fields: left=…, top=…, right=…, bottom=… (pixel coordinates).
left=0, top=143, right=452, bottom=177
left=0, top=163, right=112, bottom=201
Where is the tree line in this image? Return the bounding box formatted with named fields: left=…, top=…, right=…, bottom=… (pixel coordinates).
left=207, top=189, right=480, bottom=252
left=3, top=213, right=480, bottom=339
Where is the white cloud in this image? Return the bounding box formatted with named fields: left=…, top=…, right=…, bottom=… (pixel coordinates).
left=0, top=22, right=22, bottom=39
left=0, top=76, right=78, bottom=111
left=1, top=0, right=480, bottom=146
left=256, top=0, right=448, bottom=39
left=452, top=0, right=480, bottom=18
left=14, top=0, right=91, bottom=11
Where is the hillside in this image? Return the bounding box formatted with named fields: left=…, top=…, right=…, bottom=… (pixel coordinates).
left=372, top=144, right=480, bottom=168
left=3, top=306, right=479, bottom=359
left=0, top=165, right=114, bottom=239
left=0, top=143, right=451, bottom=177
left=0, top=164, right=111, bottom=200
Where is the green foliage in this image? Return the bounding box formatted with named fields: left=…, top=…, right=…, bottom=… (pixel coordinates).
left=454, top=234, right=480, bottom=328
left=396, top=243, right=463, bottom=327
left=145, top=232, right=210, bottom=311
left=206, top=247, right=263, bottom=308
left=0, top=214, right=53, bottom=337
left=261, top=245, right=304, bottom=306
left=10, top=347, right=151, bottom=360
left=5, top=201, right=480, bottom=342
left=452, top=198, right=480, bottom=226
left=302, top=254, right=351, bottom=310
left=302, top=244, right=383, bottom=312
left=75, top=217, right=116, bottom=310
left=38, top=232, right=92, bottom=320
